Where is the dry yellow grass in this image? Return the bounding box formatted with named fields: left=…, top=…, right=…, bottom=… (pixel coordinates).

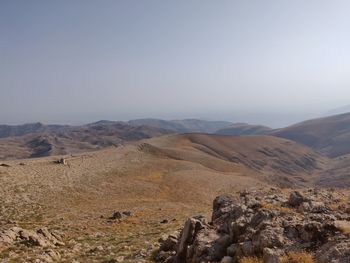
left=261, top=202, right=294, bottom=214
left=328, top=196, right=349, bottom=211
left=239, top=256, right=264, bottom=263
left=281, top=252, right=316, bottom=263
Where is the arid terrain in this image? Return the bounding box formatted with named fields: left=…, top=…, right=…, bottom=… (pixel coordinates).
left=0, top=134, right=267, bottom=262
left=1, top=114, right=350, bottom=262
left=3, top=1, right=349, bottom=262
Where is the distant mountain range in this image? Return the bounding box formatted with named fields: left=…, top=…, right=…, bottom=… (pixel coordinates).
left=0, top=119, right=234, bottom=160
left=128, top=118, right=232, bottom=133
left=0, top=121, right=171, bottom=159
left=2, top=111, right=350, bottom=160
left=133, top=113, right=350, bottom=158
left=214, top=123, right=272, bottom=136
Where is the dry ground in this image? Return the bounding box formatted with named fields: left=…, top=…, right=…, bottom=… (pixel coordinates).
left=0, top=135, right=266, bottom=262
left=0, top=133, right=338, bottom=262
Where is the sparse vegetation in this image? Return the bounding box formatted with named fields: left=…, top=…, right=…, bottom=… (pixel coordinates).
left=1, top=134, right=350, bottom=262
left=261, top=202, right=294, bottom=214
left=281, top=252, right=316, bottom=263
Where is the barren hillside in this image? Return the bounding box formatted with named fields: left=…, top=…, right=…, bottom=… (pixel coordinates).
left=0, top=133, right=336, bottom=262
left=273, top=112, right=350, bottom=157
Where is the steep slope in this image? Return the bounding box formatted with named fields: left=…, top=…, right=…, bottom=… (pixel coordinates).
left=316, top=154, right=350, bottom=187
left=215, top=123, right=272, bottom=136
left=128, top=118, right=232, bottom=133
left=273, top=112, right=350, bottom=157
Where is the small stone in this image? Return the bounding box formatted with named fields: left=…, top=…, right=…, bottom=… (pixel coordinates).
left=116, top=256, right=125, bottom=262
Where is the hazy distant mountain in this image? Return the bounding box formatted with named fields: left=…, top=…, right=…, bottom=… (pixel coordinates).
left=0, top=123, right=48, bottom=138
left=273, top=112, right=350, bottom=157
left=0, top=121, right=172, bottom=160
left=324, top=105, right=350, bottom=116
left=128, top=118, right=232, bottom=133
left=8, top=112, right=350, bottom=161
left=215, top=123, right=272, bottom=136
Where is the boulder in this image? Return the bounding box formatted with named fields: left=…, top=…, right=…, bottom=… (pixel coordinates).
left=176, top=216, right=208, bottom=261
left=159, top=233, right=178, bottom=252
left=288, top=191, right=307, bottom=207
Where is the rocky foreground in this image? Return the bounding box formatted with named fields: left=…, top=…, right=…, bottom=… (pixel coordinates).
left=156, top=188, right=350, bottom=263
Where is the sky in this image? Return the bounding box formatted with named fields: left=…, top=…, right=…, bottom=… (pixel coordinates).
left=1, top=0, right=350, bottom=127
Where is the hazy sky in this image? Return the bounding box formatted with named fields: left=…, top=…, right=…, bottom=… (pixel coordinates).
left=1, top=1, right=350, bottom=127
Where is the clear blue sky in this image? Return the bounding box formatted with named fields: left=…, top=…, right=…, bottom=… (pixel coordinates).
left=1, top=0, right=350, bottom=127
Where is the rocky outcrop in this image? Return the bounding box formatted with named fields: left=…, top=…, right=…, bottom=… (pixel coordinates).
left=156, top=188, right=350, bottom=263
left=0, top=227, right=64, bottom=248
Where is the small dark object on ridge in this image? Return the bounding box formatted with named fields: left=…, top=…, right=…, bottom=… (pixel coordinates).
left=110, top=211, right=132, bottom=220
left=122, top=211, right=132, bottom=216
left=110, top=211, right=122, bottom=220
left=160, top=219, right=169, bottom=224
left=0, top=163, right=10, bottom=167
left=54, top=158, right=67, bottom=165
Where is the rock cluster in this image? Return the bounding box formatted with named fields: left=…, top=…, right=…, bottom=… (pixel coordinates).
left=0, top=226, right=64, bottom=248
left=156, top=188, right=350, bottom=263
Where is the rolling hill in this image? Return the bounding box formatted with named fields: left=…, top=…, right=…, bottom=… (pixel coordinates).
left=142, top=134, right=329, bottom=187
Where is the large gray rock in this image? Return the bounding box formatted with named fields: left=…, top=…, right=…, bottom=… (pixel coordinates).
left=176, top=216, right=208, bottom=262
